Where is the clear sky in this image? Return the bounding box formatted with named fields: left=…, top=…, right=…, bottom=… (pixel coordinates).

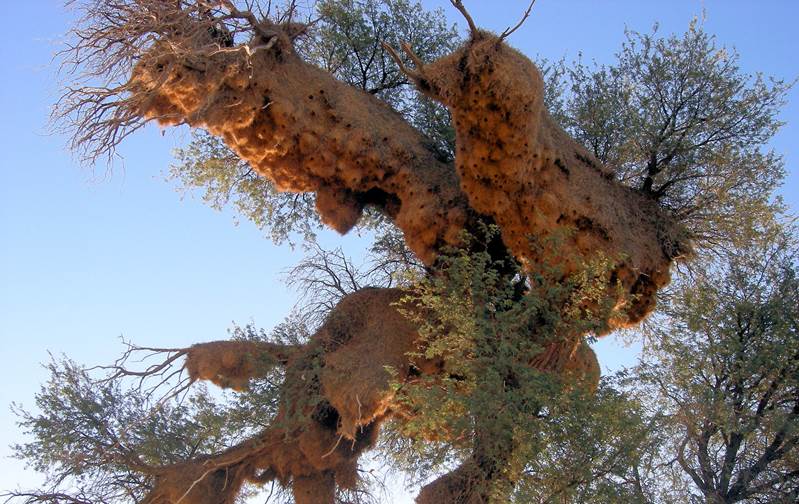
left=1, top=0, right=797, bottom=500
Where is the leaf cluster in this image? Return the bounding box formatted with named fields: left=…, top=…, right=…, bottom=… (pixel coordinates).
left=544, top=20, right=792, bottom=256
left=385, top=227, right=623, bottom=497
left=632, top=229, right=799, bottom=503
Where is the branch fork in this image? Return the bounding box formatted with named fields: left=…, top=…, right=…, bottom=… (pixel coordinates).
left=381, top=41, right=429, bottom=87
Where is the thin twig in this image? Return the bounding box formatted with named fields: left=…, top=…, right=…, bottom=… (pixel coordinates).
left=321, top=433, right=345, bottom=458
left=500, top=0, right=537, bottom=40
left=400, top=42, right=425, bottom=70
left=175, top=467, right=216, bottom=504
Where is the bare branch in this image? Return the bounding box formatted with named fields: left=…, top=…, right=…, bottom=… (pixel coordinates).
left=1, top=491, right=93, bottom=504
left=400, top=42, right=426, bottom=71
left=381, top=42, right=423, bottom=83
left=449, top=0, right=477, bottom=37
left=91, top=338, right=190, bottom=400
left=500, top=0, right=537, bottom=41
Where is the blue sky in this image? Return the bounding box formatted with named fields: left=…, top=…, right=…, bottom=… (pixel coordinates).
left=1, top=0, right=797, bottom=499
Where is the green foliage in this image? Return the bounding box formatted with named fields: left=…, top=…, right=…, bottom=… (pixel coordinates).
left=631, top=229, right=799, bottom=503
left=545, top=20, right=792, bottom=255
left=9, top=358, right=234, bottom=502
left=6, top=315, right=313, bottom=504
left=302, top=0, right=458, bottom=158
left=512, top=376, right=664, bottom=504
left=169, top=130, right=321, bottom=244
left=228, top=315, right=312, bottom=431
left=386, top=227, right=621, bottom=499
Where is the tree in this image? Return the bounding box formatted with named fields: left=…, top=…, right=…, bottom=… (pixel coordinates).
left=4, top=237, right=649, bottom=504
left=17, top=0, right=797, bottom=503
left=169, top=18, right=792, bottom=260
left=543, top=21, right=790, bottom=256
left=628, top=230, right=799, bottom=504
left=7, top=358, right=242, bottom=503
left=510, top=376, right=665, bottom=504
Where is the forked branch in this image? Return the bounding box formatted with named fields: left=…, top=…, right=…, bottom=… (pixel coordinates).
left=500, top=0, right=537, bottom=40
left=381, top=41, right=425, bottom=83
left=93, top=340, right=191, bottom=402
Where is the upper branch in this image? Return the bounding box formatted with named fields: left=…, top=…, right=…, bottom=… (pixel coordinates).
left=57, top=0, right=689, bottom=327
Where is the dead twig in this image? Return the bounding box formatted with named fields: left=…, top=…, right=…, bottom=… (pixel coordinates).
left=321, top=433, right=345, bottom=458
left=499, top=0, right=537, bottom=40
left=450, top=1, right=477, bottom=37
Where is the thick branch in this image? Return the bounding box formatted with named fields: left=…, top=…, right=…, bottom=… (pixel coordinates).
left=130, top=27, right=687, bottom=327
left=409, top=34, right=690, bottom=325
left=130, top=28, right=470, bottom=265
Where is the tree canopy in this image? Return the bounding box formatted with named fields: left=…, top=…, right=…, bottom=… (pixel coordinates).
left=633, top=230, right=799, bottom=503
left=4, top=1, right=796, bottom=503
left=545, top=22, right=790, bottom=256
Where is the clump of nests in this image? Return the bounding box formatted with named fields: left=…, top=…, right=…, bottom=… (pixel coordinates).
left=87, top=2, right=690, bottom=502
